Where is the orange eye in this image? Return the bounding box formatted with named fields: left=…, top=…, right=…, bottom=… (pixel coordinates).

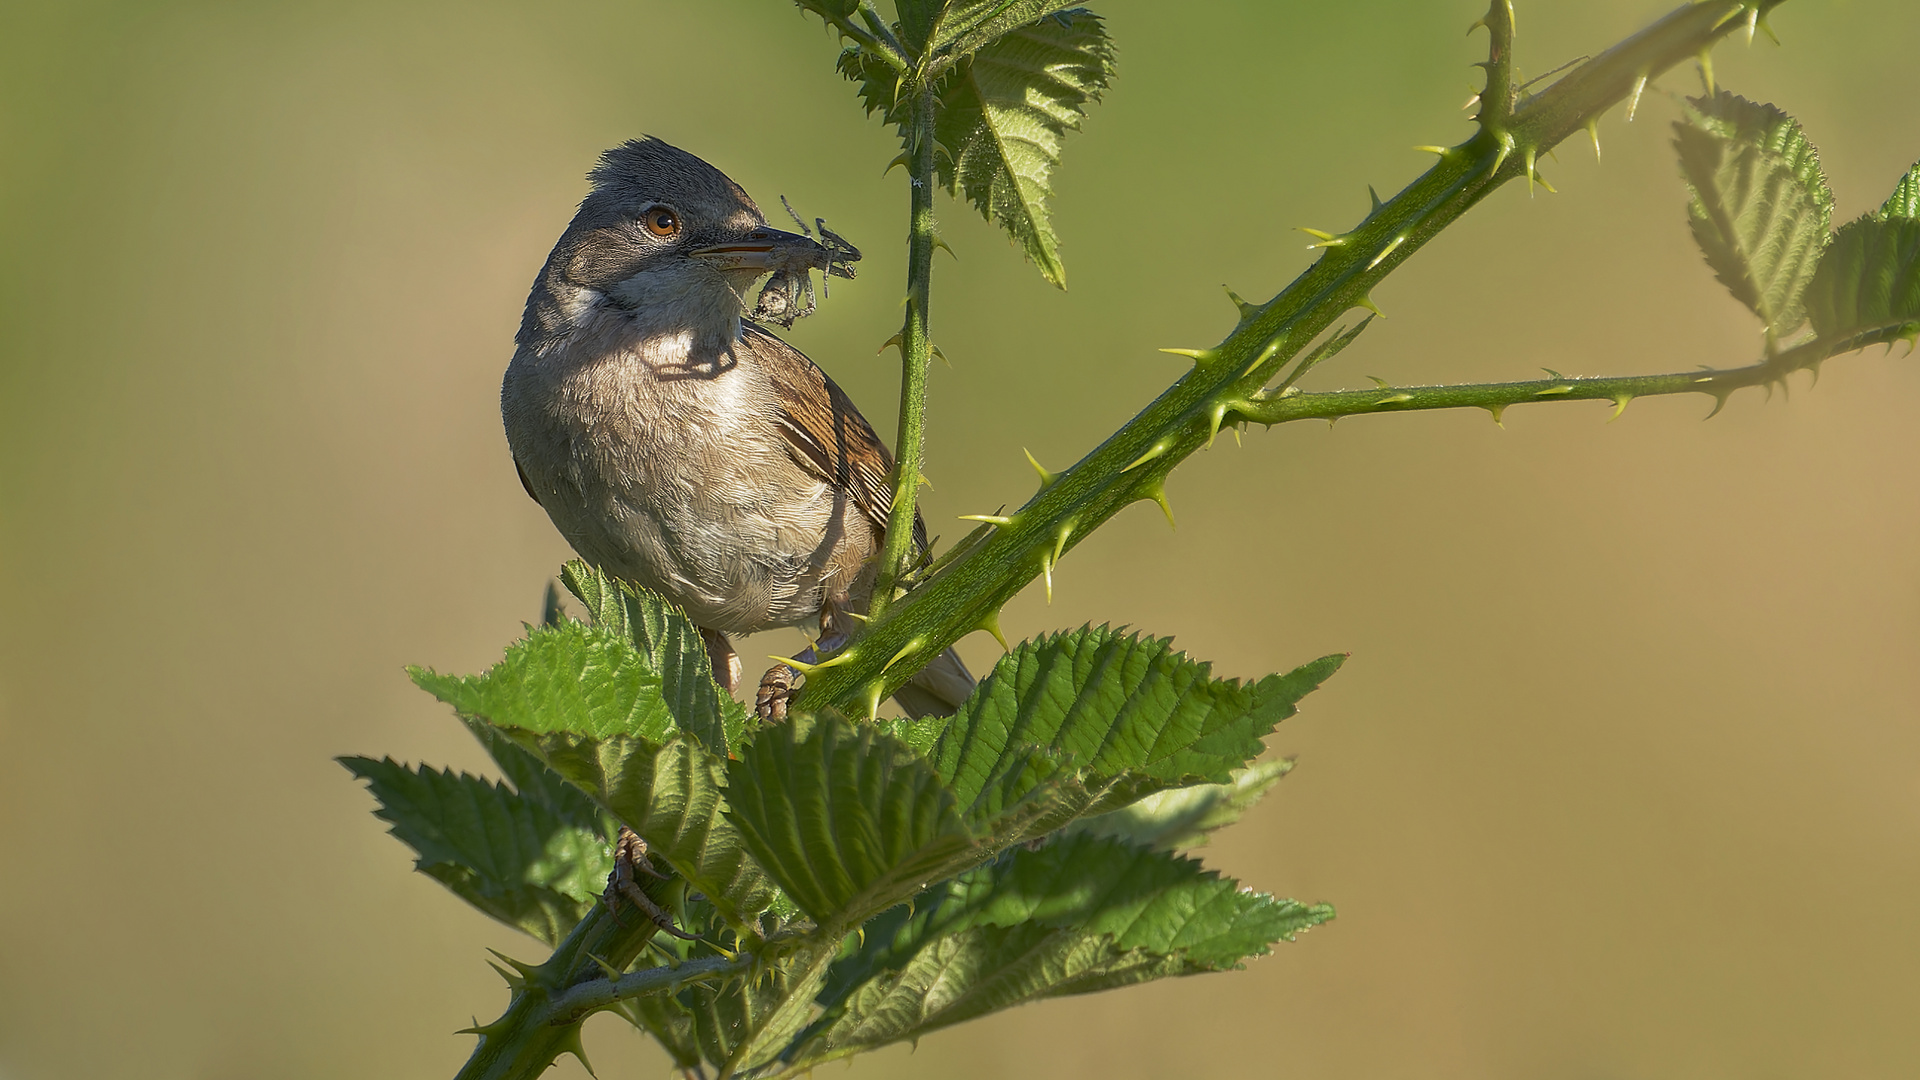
left=642, top=207, right=679, bottom=238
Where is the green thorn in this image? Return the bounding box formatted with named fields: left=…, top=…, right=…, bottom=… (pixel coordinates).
left=1145, top=482, right=1176, bottom=530
left=1487, top=403, right=1507, bottom=427
left=1524, top=146, right=1538, bottom=196
left=918, top=470, right=933, bottom=488
left=1122, top=442, right=1167, bottom=472
left=1462, top=92, right=1482, bottom=112
left=1625, top=73, right=1648, bottom=122
left=1366, top=375, right=1391, bottom=390
left=1299, top=227, right=1347, bottom=249
left=585, top=952, right=623, bottom=981
left=1703, top=390, right=1733, bottom=420
left=930, top=345, right=950, bottom=368
left=959, top=514, right=1013, bottom=526
left=1755, top=9, right=1780, bottom=45
left=1534, top=385, right=1573, bottom=397
left=1356, top=294, right=1386, bottom=318
left=1158, top=347, right=1214, bottom=363
left=1608, top=394, right=1633, bottom=422
left=930, top=234, right=958, bottom=260
left=486, top=961, right=525, bottom=991
left=876, top=333, right=902, bottom=355
left=1586, top=119, right=1602, bottom=163
left=1488, top=134, right=1514, bottom=179
left=882, top=152, right=910, bottom=177
left=1023, top=448, right=1058, bottom=489
left=487, top=949, right=544, bottom=984
left=1368, top=235, right=1406, bottom=271
left=456, top=1015, right=509, bottom=1037
left=1206, top=401, right=1230, bottom=449
left=860, top=679, right=885, bottom=722
left=1697, top=48, right=1715, bottom=95
left=1413, top=145, right=1452, bottom=157
left=978, top=609, right=1010, bottom=652
left=1051, top=522, right=1074, bottom=567
left=766, top=649, right=855, bottom=675
left=559, top=1025, right=596, bottom=1078
left=1241, top=333, right=1288, bottom=377
left=1040, top=550, right=1055, bottom=605
left=1368, top=185, right=1384, bottom=215
left=1375, top=392, right=1413, bottom=405
left=878, top=638, right=922, bottom=676
left=1225, top=285, right=1259, bottom=321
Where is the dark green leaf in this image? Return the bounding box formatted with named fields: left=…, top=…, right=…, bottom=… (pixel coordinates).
left=1673, top=91, right=1834, bottom=339
left=933, top=9, right=1115, bottom=287
left=341, top=757, right=609, bottom=945
left=1804, top=215, right=1920, bottom=350
left=933, top=628, right=1342, bottom=817
left=560, top=561, right=747, bottom=755
left=1069, top=758, right=1295, bottom=851
left=1880, top=159, right=1920, bottom=221
left=725, top=712, right=981, bottom=928
left=464, top=718, right=607, bottom=829
left=513, top=729, right=783, bottom=929
left=409, top=621, right=675, bottom=742
left=689, top=946, right=835, bottom=1076
left=802, top=833, right=1331, bottom=1062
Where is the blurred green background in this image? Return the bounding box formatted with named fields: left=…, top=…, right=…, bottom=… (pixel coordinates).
left=2, top=1, right=1917, bottom=1077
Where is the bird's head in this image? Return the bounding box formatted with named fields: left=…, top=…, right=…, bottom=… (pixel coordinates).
left=519, top=137, right=841, bottom=352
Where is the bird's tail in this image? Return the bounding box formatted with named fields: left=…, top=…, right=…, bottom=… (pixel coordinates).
left=889, top=646, right=976, bottom=719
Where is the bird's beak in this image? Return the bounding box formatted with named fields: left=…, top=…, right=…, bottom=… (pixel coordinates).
left=691, top=226, right=826, bottom=273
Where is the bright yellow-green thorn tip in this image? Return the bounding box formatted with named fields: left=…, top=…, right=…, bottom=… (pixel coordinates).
left=1122, top=442, right=1168, bottom=472
left=1375, top=391, right=1413, bottom=406
left=877, top=333, right=903, bottom=355
left=1224, top=286, right=1260, bottom=320
left=1231, top=425, right=1243, bottom=446
left=1462, top=92, right=1482, bottom=112
left=1486, top=403, right=1507, bottom=427
left=1024, top=448, right=1058, bottom=489
left=878, top=638, right=922, bottom=676
left=1356, top=295, right=1387, bottom=318
left=1299, top=227, right=1347, bottom=249
left=1240, top=334, right=1287, bottom=378
left=1159, top=347, right=1214, bottom=365
left=1414, top=145, right=1452, bottom=157
left=1534, top=385, right=1573, bottom=397
left=1697, top=48, right=1715, bottom=95
left=1626, top=73, right=1649, bottom=122
left=1366, top=375, right=1392, bottom=390
left=1609, top=394, right=1633, bottom=421
left=1144, top=481, right=1176, bottom=529
left=918, top=471, right=933, bottom=488
left=1051, top=522, right=1074, bottom=566
left=860, top=679, right=885, bottom=722
left=1206, top=401, right=1230, bottom=448
left=1466, top=16, right=1486, bottom=35
left=978, top=609, right=1010, bottom=652
left=1524, top=146, right=1539, bottom=196
left=959, top=513, right=1014, bottom=526
left=883, top=152, right=911, bottom=176
left=840, top=609, right=870, bottom=624
left=1755, top=9, right=1780, bottom=45
left=1586, top=119, right=1602, bottom=162
left=767, top=649, right=854, bottom=675
left=1040, top=551, right=1054, bottom=604
left=1367, top=235, right=1406, bottom=271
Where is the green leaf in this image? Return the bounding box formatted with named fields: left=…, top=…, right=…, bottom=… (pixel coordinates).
left=560, top=560, right=748, bottom=755
left=1673, top=91, right=1834, bottom=340
left=1069, top=758, right=1295, bottom=851
left=410, top=621, right=675, bottom=742
left=464, top=718, right=607, bottom=829
left=1804, top=215, right=1920, bottom=350
left=689, top=946, right=836, bottom=1076
left=1881, top=159, right=1920, bottom=221
left=932, top=9, right=1115, bottom=287
left=514, top=729, right=784, bottom=929
left=340, top=757, right=609, bottom=945
left=725, top=712, right=982, bottom=928
left=923, top=2, right=1095, bottom=63
left=801, top=833, right=1331, bottom=1062
left=933, top=628, right=1343, bottom=817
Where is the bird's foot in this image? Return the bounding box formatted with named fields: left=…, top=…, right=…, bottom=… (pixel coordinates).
left=603, top=826, right=699, bottom=940
left=755, top=663, right=797, bottom=723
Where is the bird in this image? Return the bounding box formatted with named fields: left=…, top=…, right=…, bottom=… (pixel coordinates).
left=501, top=136, right=975, bottom=727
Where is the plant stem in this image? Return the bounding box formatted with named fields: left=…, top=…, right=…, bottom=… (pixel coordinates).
left=797, top=0, right=1793, bottom=714
left=868, top=83, right=939, bottom=622
left=546, top=952, right=751, bottom=1026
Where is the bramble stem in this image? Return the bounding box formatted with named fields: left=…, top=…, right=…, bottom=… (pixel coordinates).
left=797, top=0, right=1794, bottom=714
left=868, top=84, right=939, bottom=621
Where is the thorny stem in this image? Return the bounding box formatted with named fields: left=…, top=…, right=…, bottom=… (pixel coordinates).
left=868, top=84, right=940, bottom=621
left=797, top=0, right=1795, bottom=714
left=545, top=952, right=752, bottom=1027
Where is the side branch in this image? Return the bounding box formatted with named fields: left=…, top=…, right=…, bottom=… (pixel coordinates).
left=545, top=953, right=751, bottom=1027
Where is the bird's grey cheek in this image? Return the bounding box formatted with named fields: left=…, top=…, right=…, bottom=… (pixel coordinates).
left=610, top=264, right=748, bottom=314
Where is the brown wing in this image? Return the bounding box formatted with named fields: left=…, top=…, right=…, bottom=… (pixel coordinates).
left=741, top=322, right=927, bottom=550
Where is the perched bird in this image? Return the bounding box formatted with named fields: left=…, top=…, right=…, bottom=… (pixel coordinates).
left=502, top=137, right=973, bottom=722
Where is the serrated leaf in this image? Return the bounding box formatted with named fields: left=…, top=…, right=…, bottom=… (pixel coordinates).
left=341, top=757, right=609, bottom=945
left=923, top=2, right=1093, bottom=63
left=725, top=712, right=981, bottom=928
left=512, top=729, right=783, bottom=929
left=610, top=992, right=703, bottom=1071
left=1804, top=215, right=1920, bottom=350
left=1673, top=91, right=1834, bottom=340
left=933, top=9, right=1114, bottom=287
left=560, top=560, right=746, bottom=755
left=1881, top=159, right=1920, bottom=221
left=464, top=718, right=607, bottom=828
left=1069, top=758, right=1295, bottom=851
left=933, top=628, right=1342, bottom=818
left=410, top=621, right=675, bottom=742
left=799, top=833, right=1331, bottom=1062
left=690, top=946, right=836, bottom=1076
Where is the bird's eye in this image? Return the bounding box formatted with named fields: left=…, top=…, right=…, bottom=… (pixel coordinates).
left=642, top=207, right=680, bottom=238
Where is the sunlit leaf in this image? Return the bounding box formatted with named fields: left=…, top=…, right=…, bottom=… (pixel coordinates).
left=1673, top=91, right=1834, bottom=340
left=410, top=622, right=675, bottom=742
left=1804, top=216, right=1920, bottom=350
left=341, top=757, right=609, bottom=945
left=1069, top=758, right=1295, bottom=851
left=1880, top=158, right=1920, bottom=221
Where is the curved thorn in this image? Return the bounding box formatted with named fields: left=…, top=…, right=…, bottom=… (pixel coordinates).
left=1052, top=522, right=1073, bottom=566
left=1041, top=551, right=1054, bottom=605
left=1487, top=403, right=1507, bottom=427
left=876, top=333, right=903, bottom=355
left=1356, top=294, right=1387, bottom=318
left=1697, top=47, right=1715, bottom=95
left=1368, top=235, right=1406, bottom=270
left=1145, top=482, right=1176, bottom=530
left=1023, top=448, right=1057, bottom=489
left=1122, top=443, right=1167, bottom=472
left=1586, top=118, right=1602, bottom=162
left=877, top=638, right=922, bottom=676
left=978, top=609, right=1010, bottom=653
left=1703, top=391, right=1733, bottom=419
left=1625, top=72, right=1649, bottom=121
left=1608, top=394, right=1633, bottom=422
left=1366, top=375, right=1392, bottom=390
left=1206, top=401, right=1229, bottom=449
left=958, top=514, right=1014, bottom=526
left=1524, top=145, right=1538, bottom=196
left=1158, top=347, right=1213, bottom=362
left=882, top=152, right=911, bottom=177
left=1414, top=145, right=1452, bottom=157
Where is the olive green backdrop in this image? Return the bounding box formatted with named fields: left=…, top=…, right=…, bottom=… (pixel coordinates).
left=2, top=2, right=1916, bottom=1077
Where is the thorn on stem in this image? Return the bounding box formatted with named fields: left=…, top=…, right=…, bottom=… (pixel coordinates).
left=1626, top=73, right=1649, bottom=122
left=1023, top=449, right=1058, bottom=489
